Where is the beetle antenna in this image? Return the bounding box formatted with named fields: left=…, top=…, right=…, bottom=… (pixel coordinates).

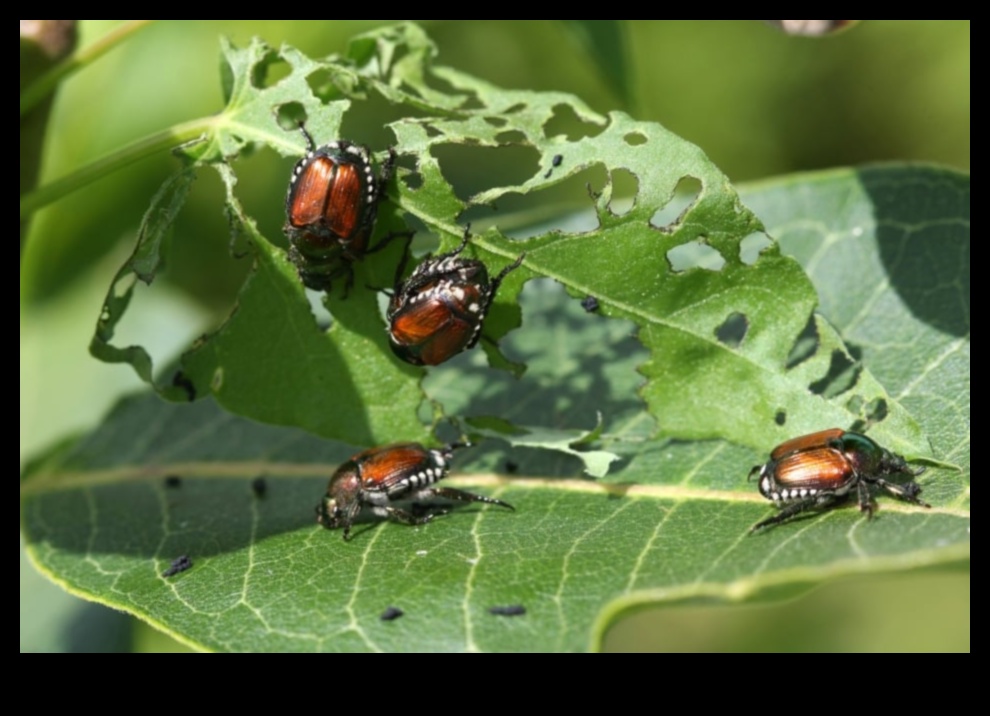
left=493, top=253, right=526, bottom=287
left=296, top=122, right=316, bottom=152
left=452, top=225, right=472, bottom=255
left=444, top=441, right=472, bottom=453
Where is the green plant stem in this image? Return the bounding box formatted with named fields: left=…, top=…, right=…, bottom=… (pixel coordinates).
left=19, top=117, right=215, bottom=220
left=20, top=20, right=154, bottom=117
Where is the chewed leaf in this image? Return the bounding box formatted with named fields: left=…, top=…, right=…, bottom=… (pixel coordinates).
left=89, top=24, right=929, bottom=457
left=468, top=412, right=619, bottom=478
left=21, top=384, right=967, bottom=652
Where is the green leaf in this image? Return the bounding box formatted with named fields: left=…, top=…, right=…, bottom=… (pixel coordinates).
left=740, top=163, right=970, bottom=493
left=468, top=411, right=619, bottom=478
left=23, top=159, right=970, bottom=649
left=90, top=169, right=196, bottom=384
left=88, top=25, right=930, bottom=459
left=41, top=23, right=965, bottom=650
left=21, top=386, right=967, bottom=651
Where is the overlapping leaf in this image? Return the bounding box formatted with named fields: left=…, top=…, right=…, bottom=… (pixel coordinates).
left=24, top=161, right=969, bottom=650
left=26, top=23, right=968, bottom=651
left=89, top=24, right=930, bottom=455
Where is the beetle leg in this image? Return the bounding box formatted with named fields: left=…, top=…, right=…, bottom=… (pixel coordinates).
left=297, top=122, right=317, bottom=152
left=492, top=253, right=526, bottom=289
left=382, top=505, right=449, bottom=526
left=480, top=254, right=525, bottom=320
left=467, top=252, right=526, bottom=351
left=750, top=493, right=842, bottom=532
left=857, top=478, right=876, bottom=518
left=421, top=487, right=515, bottom=511
left=338, top=502, right=364, bottom=541
left=367, top=229, right=415, bottom=257
left=289, top=246, right=356, bottom=295
left=873, top=477, right=931, bottom=508
left=378, top=147, right=397, bottom=192
left=426, top=225, right=472, bottom=261
left=384, top=232, right=417, bottom=289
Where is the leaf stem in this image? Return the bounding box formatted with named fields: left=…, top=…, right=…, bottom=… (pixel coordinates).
left=19, top=117, right=215, bottom=219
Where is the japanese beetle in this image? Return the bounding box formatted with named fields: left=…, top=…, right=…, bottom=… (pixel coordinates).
left=317, top=442, right=514, bottom=540
left=749, top=428, right=929, bottom=532
left=386, top=229, right=525, bottom=366
left=284, top=125, right=397, bottom=292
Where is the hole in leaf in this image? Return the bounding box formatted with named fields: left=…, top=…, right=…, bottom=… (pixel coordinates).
left=433, top=143, right=540, bottom=202
left=850, top=398, right=889, bottom=433
left=740, top=231, right=773, bottom=265
left=459, top=164, right=607, bottom=239
left=148, top=165, right=247, bottom=305
left=307, top=289, right=333, bottom=331
left=494, top=130, right=528, bottom=145
left=666, top=239, right=725, bottom=272
left=460, top=94, right=485, bottom=110
left=402, top=170, right=423, bottom=190
left=250, top=51, right=289, bottom=89
left=304, top=69, right=341, bottom=103
left=275, top=102, right=307, bottom=132
left=340, top=93, right=431, bottom=150
left=424, top=278, right=648, bottom=441
left=775, top=410, right=787, bottom=426
left=808, top=349, right=861, bottom=398
left=387, top=210, right=433, bottom=252
left=624, top=132, right=647, bottom=146
left=715, top=312, right=748, bottom=348
left=411, top=67, right=462, bottom=98
left=485, top=117, right=507, bottom=127
left=608, top=168, right=639, bottom=216
left=544, top=103, right=605, bottom=141
left=649, top=176, right=702, bottom=232
left=171, top=372, right=195, bottom=402
left=865, top=397, right=888, bottom=423
left=424, top=124, right=443, bottom=138
left=785, top=313, right=819, bottom=369
left=504, top=103, right=526, bottom=114
left=849, top=419, right=868, bottom=434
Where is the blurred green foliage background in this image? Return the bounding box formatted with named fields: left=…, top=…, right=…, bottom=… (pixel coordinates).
left=21, top=20, right=969, bottom=652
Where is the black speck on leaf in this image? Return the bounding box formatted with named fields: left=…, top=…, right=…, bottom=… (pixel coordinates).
left=162, top=555, right=193, bottom=578
left=488, top=604, right=526, bottom=617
